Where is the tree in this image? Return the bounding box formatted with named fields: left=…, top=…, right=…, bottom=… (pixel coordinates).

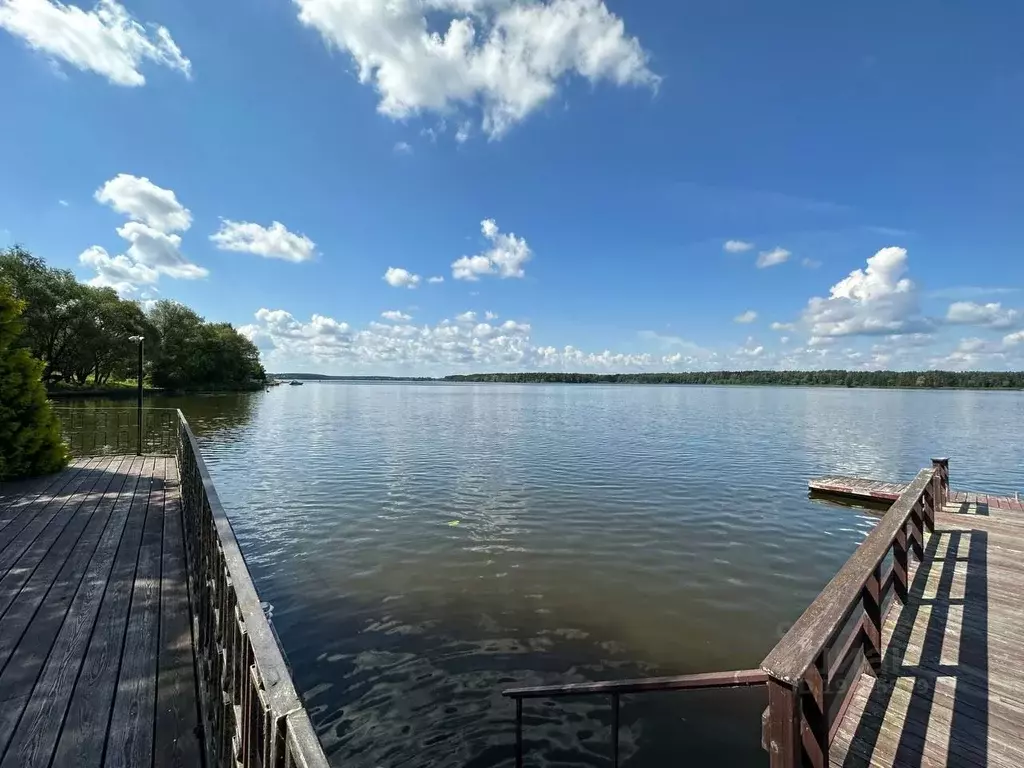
left=148, top=300, right=265, bottom=390
left=0, top=284, right=68, bottom=480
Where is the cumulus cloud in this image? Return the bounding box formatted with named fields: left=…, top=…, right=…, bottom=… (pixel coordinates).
left=382, top=310, right=413, bottom=321
left=116, top=221, right=207, bottom=279
left=945, top=302, right=1021, bottom=330
left=79, top=245, right=158, bottom=293
left=210, top=219, right=316, bottom=263
left=394, top=141, right=413, bottom=155
left=95, top=174, right=192, bottom=232
left=427, top=275, right=445, bottom=284
left=723, top=240, right=753, bottom=253
left=384, top=267, right=422, bottom=288
left=452, top=218, right=531, bottom=280
left=734, top=310, right=757, bottom=324
left=0, top=0, right=190, bottom=86
left=770, top=322, right=795, bottom=331
left=293, top=0, right=658, bottom=138
left=800, top=246, right=925, bottom=338
left=81, top=173, right=205, bottom=293
left=756, top=247, right=790, bottom=268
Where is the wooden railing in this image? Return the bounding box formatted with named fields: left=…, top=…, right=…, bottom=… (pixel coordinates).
left=758, top=458, right=949, bottom=767
left=503, top=669, right=769, bottom=767
left=175, top=410, right=330, bottom=768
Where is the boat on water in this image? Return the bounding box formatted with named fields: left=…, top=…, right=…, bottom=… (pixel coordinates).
left=289, top=380, right=304, bottom=386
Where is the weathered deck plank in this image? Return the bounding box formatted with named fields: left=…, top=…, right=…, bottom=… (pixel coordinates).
left=154, top=457, right=202, bottom=768
left=105, top=457, right=165, bottom=768
left=829, top=498, right=1024, bottom=767
left=0, top=457, right=201, bottom=768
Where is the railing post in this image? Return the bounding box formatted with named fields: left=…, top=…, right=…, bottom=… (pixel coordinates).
left=515, top=698, right=523, bottom=768
left=766, top=679, right=802, bottom=768
left=862, top=564, right=882, bottom=677
left=893, top=527, right=909, bottom=604
left=611, top=693, right=620, bottom=768
left=908, top=501, right=924, bottom=560
left=931, top=457, right=949, bottom=525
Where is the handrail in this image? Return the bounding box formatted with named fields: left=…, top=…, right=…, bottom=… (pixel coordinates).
left=503, top=668, right=767, bottom=767
left=761, top=468, right=934, bottom=684
left=175, top=410, right=328, bottom=768
left=504, top=668, right=768, bottom=699
left=759, top=458, right=949, bottom=768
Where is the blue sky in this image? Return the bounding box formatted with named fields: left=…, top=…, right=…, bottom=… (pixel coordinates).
left=1, top=0, right=1022, bottom=374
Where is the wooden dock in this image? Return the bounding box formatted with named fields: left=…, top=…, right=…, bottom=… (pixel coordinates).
left=0, top=456, right=201, bottom=768
left=5, top=406, right=330, bottom=768
left=828, top=495, right=1024, bottom=766
left=508, top=458, right=1024, bottom=768
left=809, top=474, right=1024, bottom=511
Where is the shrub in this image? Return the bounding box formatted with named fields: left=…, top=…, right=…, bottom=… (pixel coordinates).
left=0, top=284, right=68, bottom=480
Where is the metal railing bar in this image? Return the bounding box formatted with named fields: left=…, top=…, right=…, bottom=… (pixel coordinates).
left=503, top=668, right=769, bottom=699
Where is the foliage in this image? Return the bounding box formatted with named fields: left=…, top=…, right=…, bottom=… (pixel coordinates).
left=0, top=284, right=68, bottom=480
left=0, top=247, right=266, bottom=392
left=444, top=370, right=1024, bottom=389
left=148, top=300, right=266, bottom=390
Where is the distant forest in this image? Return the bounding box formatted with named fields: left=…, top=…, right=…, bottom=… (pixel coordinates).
left=274, top=370, right=1024, bottom=389
left=443, top=371, right=1024, bottom=389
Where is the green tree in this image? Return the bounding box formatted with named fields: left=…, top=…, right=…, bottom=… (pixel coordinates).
left=0, top=284, right=68, bottom=480
left=149, top=300, right=265, bottom=390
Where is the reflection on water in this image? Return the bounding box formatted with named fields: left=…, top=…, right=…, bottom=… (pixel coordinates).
left=59, top=384, right=1024, bottom=766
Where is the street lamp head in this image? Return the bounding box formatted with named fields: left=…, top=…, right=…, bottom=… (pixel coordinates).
left=129, top=335, right=145, bottom=342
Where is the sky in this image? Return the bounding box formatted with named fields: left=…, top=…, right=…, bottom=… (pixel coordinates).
left=1, top=0, right=1022, bottom=375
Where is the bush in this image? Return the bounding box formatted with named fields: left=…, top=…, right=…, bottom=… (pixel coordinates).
left=0, top=284, right=68, bottom=480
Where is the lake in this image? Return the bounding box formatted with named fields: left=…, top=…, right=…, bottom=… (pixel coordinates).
left=61, top=384, right=1024, bottom=767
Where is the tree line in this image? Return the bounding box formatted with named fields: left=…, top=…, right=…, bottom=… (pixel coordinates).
left=0, top=246, right=266, bottom=391
left=444, top=370, right=1024, bottom=389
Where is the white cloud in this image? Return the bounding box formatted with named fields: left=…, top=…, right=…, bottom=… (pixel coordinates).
left=79, top=245, right=158, bottom=293
left=427, top=275, right=445, bottom=284
left=770, top=322, right=795, bottom=331
left=945, top=301, right=1021, bottom=330
left=82, top=173, right=205, bottom=294
left=455, top=310, right=477, bottom=322
left=58, top=199, right=69, bottom=207
left=800, top=246, right=925, bottom=338
left=116, top=221, right=207, bottom=279
left=1004, top=330, right=1024, bottom=346
left=210, top=219, right=316, bottom=263
left=0, top=0, right=190, bottom=86
left=455, top=122, right=471, bottom=143
left=452, top=218, right=531, bottom=280
left=293, top=0, right=658, bottom=138
left=384, top=267, right=422, bottom=288
left=381, top=310, right=412, bottom=321
left=756, top=247, right=790, bottom=268
left=394, top=141, right=413, bottom=154
left=734, top=310, right=757, bottom=324
left=723, top=240, right=753, bottom=253
left=485, top=310, right=498, bottom=320
left=95, top=174, right=191, bottom=232
left=801, top=257, right=821, bottom=269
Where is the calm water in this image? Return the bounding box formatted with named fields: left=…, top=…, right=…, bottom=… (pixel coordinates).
left=68, top=384, right=1024, bottom=766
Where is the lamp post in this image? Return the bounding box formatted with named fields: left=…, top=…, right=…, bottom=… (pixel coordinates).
left=129, top=335, right=145, bottom=455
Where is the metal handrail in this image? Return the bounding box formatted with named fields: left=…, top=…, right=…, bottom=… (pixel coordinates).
left=503, top=669, right=768, bottom=767
left=51, top=406, right=180, bottom=456
left=175, top=410, right=328, bottom=768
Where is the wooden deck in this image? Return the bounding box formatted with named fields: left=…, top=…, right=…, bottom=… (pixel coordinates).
left=0, top=456, right=202, bottom=768
left=809, top=474, right=1024, bottom=511
left=830, top=497, right=1024, bottom=767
